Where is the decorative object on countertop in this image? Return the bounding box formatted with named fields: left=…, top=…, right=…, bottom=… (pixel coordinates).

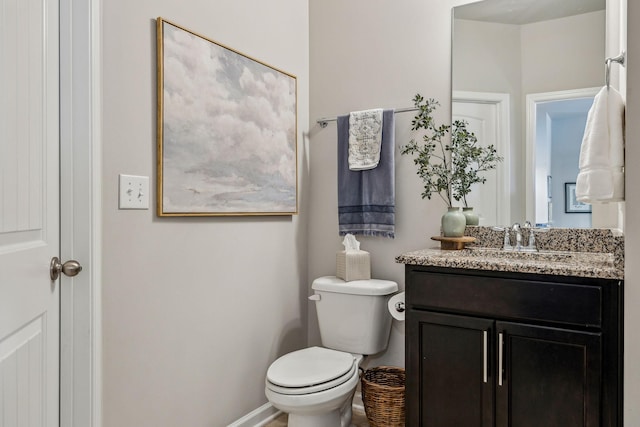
left=462, top=206, right=479, bottom=225
left=337, top=110, right=395, bottom=238
left=440, top=207, right=466, bottom=237
left=400, top=94, right=502, bottom=236
left=336, top=234, right=371, bottom=281
left=431, top=235, right=476, bottom=251
left=361, top=366, right=405, bottom=427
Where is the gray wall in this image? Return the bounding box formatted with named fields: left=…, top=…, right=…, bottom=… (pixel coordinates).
left=308, top=0, right=474, bottom=370
left=520, top=11, right=605, bottom=94
left=101, top=1, right=309, bottom=426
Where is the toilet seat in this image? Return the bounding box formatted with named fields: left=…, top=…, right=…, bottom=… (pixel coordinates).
left=266, top=347, right=356, bottom=395
left=266, top=363, right=357, bottom=395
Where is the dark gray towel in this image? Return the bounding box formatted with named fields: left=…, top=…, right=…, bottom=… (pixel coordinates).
left=338, top=109, right=395, bottom=238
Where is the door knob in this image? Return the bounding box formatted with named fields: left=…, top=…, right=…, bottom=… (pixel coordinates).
left=50, top=257, right=83, bottom=280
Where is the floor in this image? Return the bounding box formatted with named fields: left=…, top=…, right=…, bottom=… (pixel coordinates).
left=264, top=406, right=370, bottom=427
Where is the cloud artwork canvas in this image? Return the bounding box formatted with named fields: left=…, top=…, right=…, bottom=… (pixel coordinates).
left=156, top=19, right=298, bottom=216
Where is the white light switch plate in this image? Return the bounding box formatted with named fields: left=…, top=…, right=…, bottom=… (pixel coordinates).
left=119, top=174, right=150, bottom=209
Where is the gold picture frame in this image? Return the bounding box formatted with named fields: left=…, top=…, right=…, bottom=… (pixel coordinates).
left=156, top=18, right=298, bottom=216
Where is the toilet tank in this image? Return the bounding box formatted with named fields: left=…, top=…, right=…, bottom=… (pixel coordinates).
left=311, top=276, right=398, bottom=355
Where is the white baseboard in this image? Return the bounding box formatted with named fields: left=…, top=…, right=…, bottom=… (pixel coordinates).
left=227, top=403, right=282, bottom=427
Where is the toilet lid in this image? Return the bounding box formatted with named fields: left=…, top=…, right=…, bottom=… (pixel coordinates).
left=266, top=363, right=357, bottom=396
left=266, top=347, right=355, bottom=389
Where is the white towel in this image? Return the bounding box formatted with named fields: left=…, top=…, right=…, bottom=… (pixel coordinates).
left=348, top=108, right=383, bottom=170
left=575, top=86, right=625, bottom=203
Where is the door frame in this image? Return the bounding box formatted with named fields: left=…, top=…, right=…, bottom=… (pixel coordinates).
left=524, top=87, right=600, bottom=225
left=59, top=0, right=102, bottom=426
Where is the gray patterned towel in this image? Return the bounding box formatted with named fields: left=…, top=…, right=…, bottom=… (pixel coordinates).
left=348, top=108, right=383, bottom=170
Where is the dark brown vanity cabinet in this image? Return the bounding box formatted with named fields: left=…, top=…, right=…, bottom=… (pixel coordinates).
left=405, top=265, right=622, bottom=427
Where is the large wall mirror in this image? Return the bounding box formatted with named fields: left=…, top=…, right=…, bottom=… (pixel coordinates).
left=451, top=0, right=606, bottom=228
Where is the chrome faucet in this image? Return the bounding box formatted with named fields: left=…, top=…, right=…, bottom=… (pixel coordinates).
left=495, top=222, right=547, bottom=252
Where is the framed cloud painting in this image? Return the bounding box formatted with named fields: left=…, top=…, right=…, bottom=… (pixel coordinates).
left=156, top=18, right=298, bottom=216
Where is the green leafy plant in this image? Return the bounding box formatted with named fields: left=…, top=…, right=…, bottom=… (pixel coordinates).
left=401, top=94, right=502, bottom=207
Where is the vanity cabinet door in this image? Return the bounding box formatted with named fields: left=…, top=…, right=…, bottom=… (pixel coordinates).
left=495, top=322, right=602, bottom=427
left=407, top=310, right=494, bottom=427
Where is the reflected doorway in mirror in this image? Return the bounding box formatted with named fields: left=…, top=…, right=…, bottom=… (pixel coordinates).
left=452, top=92, right=510, bottom=226
left=526, top=88, right=597, bottom=228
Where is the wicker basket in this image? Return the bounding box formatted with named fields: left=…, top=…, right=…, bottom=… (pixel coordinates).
left=361, top=366, right=405, bottom=427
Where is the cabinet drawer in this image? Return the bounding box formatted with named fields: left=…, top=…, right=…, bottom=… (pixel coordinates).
left=407, top=270, right=602, bottom=327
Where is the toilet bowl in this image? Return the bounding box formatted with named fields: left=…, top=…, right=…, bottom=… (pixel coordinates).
left=265, top=347, right=362, bottom=427
left=264, top=277, right=398, bottom=427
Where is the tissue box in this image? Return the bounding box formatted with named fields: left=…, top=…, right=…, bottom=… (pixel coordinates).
left=336, top=250, right=371, bottom=281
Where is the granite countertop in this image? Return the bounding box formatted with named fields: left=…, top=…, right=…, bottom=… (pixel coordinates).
left=395, top=227, right=624, bottom=280
left=396, top=247, right=623, bottom=280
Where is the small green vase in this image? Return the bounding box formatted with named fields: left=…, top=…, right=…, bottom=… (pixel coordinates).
left=442, top=207, right=466, bottom=237
left=462, top=207, right=479, bottom=226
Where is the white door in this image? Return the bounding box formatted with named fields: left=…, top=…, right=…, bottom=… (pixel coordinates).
left=453, top=93, right=510, bottom=226
left=1, top=0, right=61, bottom=426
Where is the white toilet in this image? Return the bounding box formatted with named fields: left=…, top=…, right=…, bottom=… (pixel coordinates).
left=265, top=276, right=398, bottom=427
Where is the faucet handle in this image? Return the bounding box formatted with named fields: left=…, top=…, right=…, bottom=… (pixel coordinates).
left=511, top=223, right=523, bottom=251
left=525, top=225, right=549, bottom=251
left=492, top=226, right=512, bottom=250
left=525, top=230, right=538, bottom=251
left=522, top=221, right=533, bottom=249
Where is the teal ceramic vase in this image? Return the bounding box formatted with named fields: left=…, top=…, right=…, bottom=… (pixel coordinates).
left=462, top=207, right=480, bottom=226
left=441, top=207, right=466, bottom=237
